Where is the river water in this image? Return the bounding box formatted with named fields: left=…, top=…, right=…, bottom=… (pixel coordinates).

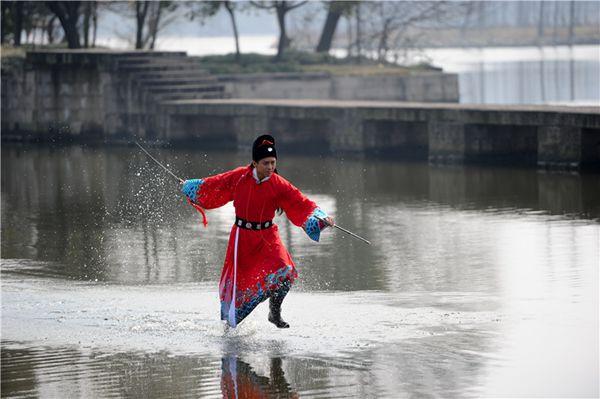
left=421, top=45, right=600, bottom=105
left=1, top=145, right=598, bottom=398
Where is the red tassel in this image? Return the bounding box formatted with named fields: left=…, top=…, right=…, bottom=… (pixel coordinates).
left=188, top=199, right=208, bottom=227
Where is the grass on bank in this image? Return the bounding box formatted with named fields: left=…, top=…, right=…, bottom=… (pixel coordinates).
left=194, top=51, right=440, bottom=75
left=1, top=45, right=439, bottom=75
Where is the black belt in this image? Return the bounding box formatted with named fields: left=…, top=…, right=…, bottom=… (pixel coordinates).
left=235, top=217, right=273, bottom=230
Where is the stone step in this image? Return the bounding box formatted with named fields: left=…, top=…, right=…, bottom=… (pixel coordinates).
left=129, top=69, right=211, bottom=81
left=121, top=63, right=201, bottom=74
left=143, top=83, right=226, bottom=94
left=117, top=56, right=198, bottom=69
left=114, top=51, right=187, bottom=59
left=117, top=57, right=188, bottom=68
left=154, top=90, right=227, bottom=102
left=136, top=76, right=219, bottom=87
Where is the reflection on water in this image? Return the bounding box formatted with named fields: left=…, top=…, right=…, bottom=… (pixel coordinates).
left=460, top=57, right=599, bottom=104
left=2, top=145, right=599, bottom=286
left=424, top=45, right=600, bottom=105
left=221, top=357, right=298, bottom=398
left=0, top=342, right=361, bottom=398
left=1, top=144, right=598, bottom=398
left=1, top=342, right=222, bottom=398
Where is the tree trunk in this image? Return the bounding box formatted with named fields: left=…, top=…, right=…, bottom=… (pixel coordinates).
left=345, top=13, right=352, bottom=57
left=316, top=2, right=343, bottom=53
left=355, top=3, right=361, bottom=62
left=552, top=1, right=559, bottom=42
left=83, top=1, right=91, bottom=48
left=92, top=2, right=97, bottom=47
left=46, top=15, right=57, bottom=44
left=224, top=1, right=241, bottom=62
left=13, top=1, right=23, bottom=46
left=537, top=0, right=545, bottom=44
left=30, top=25, right=36, bottom=45
left=275, top=4, right=289, bottom=61
left=568, top=0, right=575, bottom=45
left=46, top=1, right=81, bottom=49
left=149, top=2, right=162, bottom=50
left=377, top=19, right=390, bottom=61
left=135, top=1, right=149, bottom=49
left=1, top=1, right=10, bottom=44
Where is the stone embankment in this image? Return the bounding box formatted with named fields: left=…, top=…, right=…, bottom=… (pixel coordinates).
left=1, top=50, right=227, bottom=141
left=214, top=71, right=458, bottom=103
left=1, top=50, right=458, bottom=142
left=159, top=99, right=600, bottom=170
left=2, top=50, right=599, bottom=169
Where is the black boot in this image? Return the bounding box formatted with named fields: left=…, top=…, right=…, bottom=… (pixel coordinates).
left=268, top=289, right=290, bottom=328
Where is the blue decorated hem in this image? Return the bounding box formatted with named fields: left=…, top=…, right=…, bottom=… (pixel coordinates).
left=181, top=179, right=203, bottom=203
left=220, top=265, right=297, bottom=326
left=303, top=207, right=328, bottom=242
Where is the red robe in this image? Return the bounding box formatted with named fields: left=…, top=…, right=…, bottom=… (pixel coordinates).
left=187, top=166, right=317, bottom=327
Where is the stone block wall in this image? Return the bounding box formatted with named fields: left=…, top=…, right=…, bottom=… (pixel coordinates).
left=2, top=51, right=121, bottom=141
left=463, top=124, right=538, bottom=165
left=427, top=122, right=466, bottom=164
left=581, top=128, right=600, bottom=167
left=159, top=100, right=600, bottom=170
left=218, top=72, right=459, bottom=102
left=222, top=73, right=332, bottom=100
left=362, top=120, right=428, bottom=158
left=1, top=50, right=222, bottom=143
left=3, top=51, right=598, bottom=170
left=2, top=50, right=459, bottom=144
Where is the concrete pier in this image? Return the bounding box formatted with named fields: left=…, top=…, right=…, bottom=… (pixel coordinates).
left=160, top=99, right=600, bottom=170
left=2, top=50, right=599, bottom=170
left=1, top=50, right=457, bottom=142
left=1, top=50, right=227, bottom=142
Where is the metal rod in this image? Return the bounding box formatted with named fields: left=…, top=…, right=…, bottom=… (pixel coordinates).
left=135, top=141, right=184, bottom=183
left=316, top=216, right=371, bottom=245
left=135, top=142, right=370, bottom=245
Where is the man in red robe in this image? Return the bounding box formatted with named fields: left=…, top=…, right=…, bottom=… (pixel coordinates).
left=182, top=135, right=334, bottom=328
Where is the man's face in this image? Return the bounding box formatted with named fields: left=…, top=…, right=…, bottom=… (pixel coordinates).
left=254, top=157, right=277, bottom=179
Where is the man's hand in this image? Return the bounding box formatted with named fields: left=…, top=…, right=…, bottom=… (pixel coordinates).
left=317, top=216, right=335, bottom=229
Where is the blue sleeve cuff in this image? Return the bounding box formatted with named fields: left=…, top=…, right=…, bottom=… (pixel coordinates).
left=181, top=179, right=204, bottom=203
left=303, top=208, right=328, bottom=242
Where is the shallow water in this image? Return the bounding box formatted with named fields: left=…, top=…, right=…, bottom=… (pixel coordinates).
left=1, top=145, right=598, bottom=398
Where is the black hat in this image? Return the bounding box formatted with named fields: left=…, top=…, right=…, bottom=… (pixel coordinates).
left=252, top=134, right=277, bottom=162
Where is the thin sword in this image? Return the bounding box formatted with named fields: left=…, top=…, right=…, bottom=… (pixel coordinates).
left=316, top=216, right=371, bottom=245
left=135, top=141, right=184, bottom=183
left=136, top=141, right=370, bottom=244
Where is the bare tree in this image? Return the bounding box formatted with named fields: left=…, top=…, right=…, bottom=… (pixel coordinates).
left=46, top=15, right=59, bottom=44
left=148, top=2, right=163, bottom=49
left=133, top=1, right=179, bottom=50
left=46, top=1, right=81, bottom=48
left=568, top=0, right=575, bottom=45
left=91, top=1, right=98, bottom=47
left=355, top=2, right=362, bottom=59
left=0, top=2, right=59, bottom=46
left=13, top=1, right=24, bottom=46
left=223, top=1, right=242, bottom=60
left=1, top=1, right=10, bottom=44
left=135, top=1, right=150, bottom=49
left=316, top=1, right=357, bottom=53
left=188, top=1, right=244, bottom=61
left=359, top=1, right=469, bottom=62
left=250, top=1, right=308, bottom=60
left=83, top=1, right=95, bottom=48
